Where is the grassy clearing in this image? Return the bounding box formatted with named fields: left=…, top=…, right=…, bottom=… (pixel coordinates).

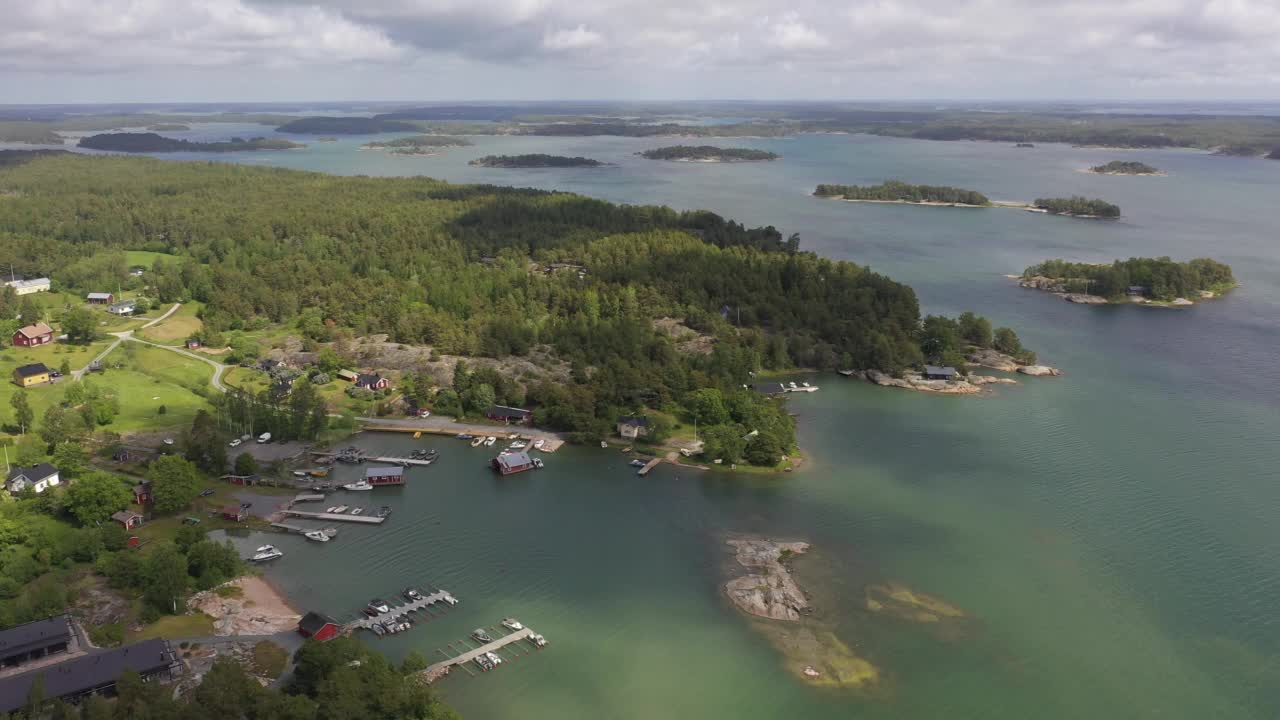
left=127, top=612, right=215, bottom=641
left=125, top=250, right=177, bottom=269
left=138, top=302, right=203, bottom=344
left=0, top=341, right=110, bottom=439
left=252, top=640, right=289, bottom=679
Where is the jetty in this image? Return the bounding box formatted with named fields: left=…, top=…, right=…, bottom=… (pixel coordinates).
left=292, top=493, right=326, bottom=503
left=344, top=590, right=459, bottom=633
left=422, top=625, right=546, bottom=681
left=359, top=417, right=566, bottom=452
left=636, top=457, right=663, bottom=476
left=309, top=450, right=436, bottom=466
left=282, top=509, right=386, bottom=524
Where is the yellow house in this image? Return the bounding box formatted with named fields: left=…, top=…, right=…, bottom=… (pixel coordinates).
left=12, top=363, right=51, bottom=387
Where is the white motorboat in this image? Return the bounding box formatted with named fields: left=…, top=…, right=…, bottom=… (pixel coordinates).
left=501, top=618, right=523, bottom=631
left=366, top=599, right=391, bottom=615
left=325, top=506, right=337, bottom=513
left=529, top=633, right=548, bottom=647
left=509, top=441, right=527, bottom=449
left=532, top=439, right=544, bottom=450
left=507, top=433, right=519, bottom=440
left=532, top=458, right=544, bottom=469
left=485, top=651, right=503, bottom=666
left=788, top=381, right=798, bottom=389
left=470, top=437, right=484, bottom=447
left=254, top=545, right=274, bottom=554
left=484, top=436, right=496, bottom=446
left=332, top=504, right=349, bottom=513
left=350, top=507, right=364, bottom=515
left=600, top=440, right=608, bottom=448
left=342, top=480, right=373, bottom=491
left=304, top=530, right=331, bottom=542
left=250, top=545, right=283, bottom=562
left=472, top=628, right=494, bottom=643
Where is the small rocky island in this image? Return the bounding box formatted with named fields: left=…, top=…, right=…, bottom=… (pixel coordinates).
left=1017, top=257, right=1236, bottom=306
left=638, top=145, right=780, bottom=162
left=814, top=180, right=991, bottom=207
left=362, top=135, right=473, bottom=155
left=1088, top=160, right=1163, bottom=175
left=1029, top=195, right=1121, bottom=218
left=469, top=154, right=605, bottom=168
left=724, top=537, right=811, bottom=621
left=78, top=132, right=303, bottom=153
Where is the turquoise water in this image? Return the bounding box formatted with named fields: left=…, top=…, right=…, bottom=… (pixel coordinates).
left=83, top=129, right=1280, bottom=718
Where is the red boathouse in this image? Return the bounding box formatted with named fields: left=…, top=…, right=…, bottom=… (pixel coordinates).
left=297, top=612, right=340, bottom=642
left=365, top=466, right=405, bottom=486
left=491, top=451, right=534, bottom=476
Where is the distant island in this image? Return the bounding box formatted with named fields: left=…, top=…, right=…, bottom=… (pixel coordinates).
left=1268, top=148, right=1280, bottom=160
left=78, top=132, right=303, bottom=153
left=1088, top=160, right=1162, bottom=175
left=362, top=135, right=473, bottom=155
left=147, top=123, right=190, bottom=131
left=814, top=180, right=990, bottom=207
left=275, top=116, right=420, bottom=134
left=638, top=145, right=779, bottom=162
left=316, top=137, right=338, bottom=142
left=1019, top=257, right=1236, bottom=305
left=469, top=154, right=605, bottom=168
left=1031, top=196, right=1121, bottom=218
left=1015, top=143, right=1035, bottom=148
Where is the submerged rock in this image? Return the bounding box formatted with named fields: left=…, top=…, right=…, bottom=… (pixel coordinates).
left=865, top=582, right=965, bottom=623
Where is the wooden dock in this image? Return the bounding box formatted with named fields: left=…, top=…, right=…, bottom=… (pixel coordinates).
left=271, top=522, right=307, bottom=533
left=292, top=493, right=326, bottom=503
left=345, top=590, right=459, bottom=632
left=636, top=457, right=663, bottom=476
left=422, top=626, right=544, bottom=679
left=309, top=451, right=435, bottom=467
left=282, top=509, right=386, bottom=524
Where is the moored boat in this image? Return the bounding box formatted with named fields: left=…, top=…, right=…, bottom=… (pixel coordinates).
left=304, top=530, right=330, bottom=542
left=250, top=545, right=283, bottom=562
left=342, top=480, right=373, bottom=491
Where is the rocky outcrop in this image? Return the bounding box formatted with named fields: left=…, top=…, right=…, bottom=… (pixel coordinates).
left=1017, top=365, right=1061, bottom=377
left=853, top=369, right=1016, bottom=395
left=189, top=578, right=301, bottom=636
left=968, top=348, right=1062, bottom=377
left=725, top=538, right=810, bottom=622
left=1063, top=293, right=1108, bottom=304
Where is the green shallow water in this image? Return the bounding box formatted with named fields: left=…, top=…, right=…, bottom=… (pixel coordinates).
left=106, top=128, right=1279, bottom=718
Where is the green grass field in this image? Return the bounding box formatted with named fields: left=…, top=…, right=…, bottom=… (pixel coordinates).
left=0, top=340, right=112, bottom=436
left=137, top=302, right=203, bottom=344
left=124, top=250, right=177, bottom=269
left=98, top=343, right=215, bottom=432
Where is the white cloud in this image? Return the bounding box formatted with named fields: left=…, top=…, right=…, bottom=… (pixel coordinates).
left=766, top=13, right=829, bottom=50
left=542, top=24, right=606, bottom=51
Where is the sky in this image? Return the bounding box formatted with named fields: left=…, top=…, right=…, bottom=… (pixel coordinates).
left=3, top=0, right=1280, bottom=103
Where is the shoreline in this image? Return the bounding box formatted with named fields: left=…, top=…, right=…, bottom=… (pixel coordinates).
left=1016, top=276, right=1236, bottom=307
left=1078, top=168, right=1167, bottom=177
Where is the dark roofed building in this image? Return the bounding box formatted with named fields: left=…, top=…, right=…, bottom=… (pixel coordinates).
left=6, top=464, right=60, bottom=494
left=297, top=612, right=340, bottom=642
left=12, top=363, right=51, bottom=388
left=616, top=415, right=651, bottom=440
left=111, top=510, right=143, bottom=530
left=751, top=382, right=786, bottom=395
left=86, top=292, right=113, bottom=304
left=485, top=404, right=532, bottom=425
left=0, top=615, right=74, bottom=670
left=491, top=451, right=535, bottom=476
left=355, top=373, right=389, bottom=390
left=0, top=639, right=179, bottom=714
left=922, top=365, right=958, bottom=380
left=365, top=465, right=405, bottom=486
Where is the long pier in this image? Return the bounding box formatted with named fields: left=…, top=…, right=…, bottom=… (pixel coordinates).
left=345, top=590, right=459, bottom=632
left=292, top=493, right=326, bottom=503
left=636, top=457, right=663, bottom=476
left=422, top=627, right=543, bottom=679
left=282, top=509, right=386, bottom=524
left=309, top=451, right=436, bottom=466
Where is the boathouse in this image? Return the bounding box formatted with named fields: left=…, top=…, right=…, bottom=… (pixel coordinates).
left=365, top=465, right=405, bottom=486
left=485, top=404, right=532, bottom=425
left=0, top=615, right=74, bottom=670
left=12, top=363, right=51, bottom=388
left=616, top=415, right=651, bottom=440
left=86, top=292, right=113, bottom=305
left=222, top=505, right=247, bottom=522
left=297, top=612, right=340, bottom=642
left=922, top=365, right=958, bottom=381
left=492, top=451, right=535, bottom=476
left=0, top=639, right=179, bottom=714
left=12, top=322, right=53, bottom=347
left=111, top=510, right=144, bottom=530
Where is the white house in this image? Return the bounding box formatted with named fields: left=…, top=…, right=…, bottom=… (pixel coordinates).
left=5, top=464, right=61, bottom=494
left=5, top=278, right=50, bottom=296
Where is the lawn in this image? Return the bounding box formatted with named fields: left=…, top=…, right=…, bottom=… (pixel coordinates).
left=124, top=250, right=178, bottom=269
left=127, top=612, right=215, bottom=641
left=91, top=343, right=216, bottom=432
left=137, top=302, right=203, bottom=344
left=0, top=340, right=112, bottom=438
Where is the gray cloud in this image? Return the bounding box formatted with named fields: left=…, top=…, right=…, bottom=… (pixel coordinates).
left=2, top=0, right=1279, bottom=99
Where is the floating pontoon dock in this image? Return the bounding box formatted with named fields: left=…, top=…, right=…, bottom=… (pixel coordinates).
left=344, top=590, right=459, bottom=632
left=422, top=625, right=547, bottom=681
left=282, top=509, right=386, bottom=524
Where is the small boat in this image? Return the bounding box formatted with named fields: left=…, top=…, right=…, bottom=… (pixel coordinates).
left=509, top=441, right=527, bottom=449
left=485, top=651, right=503, bottom=666
left=802, top=382, right=811, bottom=388
left=441, top=593, right=459, bottom=606
left=293, top=471, right=308, bottom=477
left=309, top=469, right=329, bottom=477
left=332, top=504, right=349, bottom=513
left=250, top=545, right=283, bottom=562
left=342, top=480, right=373, bottom=491
left=788, top=381, right=798, bottom=389
left=350, top=507, right=364, bottom=515
left=532, top=458, right=544, bottom=469
left=622, top=446, right=632, bottom=453
left=254, top=545, right=274, bottom=554
left=367, top=599, right=391, bottom=615
left=501, top=618, right=523, bottom=631
left=629, top=459, right=645, bottom=467
left=474, top=654, right=495, bottom=671
left=404, top=588, right=424, bottom=601
left=304, top=530, right=330, bottom=543
left=380, top=621, right=397, bottom=634
left=376, top=506, right=393, bottom=518
left=472, top=628, right=493, bottom=643
left=507, top=433, right=519, bottom=440
left=600, top=441, right=608, bottom=448
left=325, top=506, right=338, bottom=513
left=456, top=433, right=475, bottom=440
left=532, top=439, right=544, bottom=450
left=470, top=437, right=484, bottom=447
left=484, top=436, right=496, bottom=446
left=371, top=623, right=386, bottom=637
left=529, top=633, right=547, bottom=647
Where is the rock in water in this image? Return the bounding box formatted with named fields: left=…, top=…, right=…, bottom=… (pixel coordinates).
left=1017, top=365, right=1061, bottom=376
left=724, top=538, right=810, bottom=621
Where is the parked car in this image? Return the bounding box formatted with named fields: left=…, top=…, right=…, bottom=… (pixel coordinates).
left=228, top=438, right=242, bottom=447
left=257, top=432, right=271, bottom=443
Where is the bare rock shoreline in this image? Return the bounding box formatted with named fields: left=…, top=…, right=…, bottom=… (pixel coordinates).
left=724, top=538, right=811, bottom=621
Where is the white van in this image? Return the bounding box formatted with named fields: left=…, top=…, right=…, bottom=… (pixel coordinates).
left=257, top=432, right=272, bottom=444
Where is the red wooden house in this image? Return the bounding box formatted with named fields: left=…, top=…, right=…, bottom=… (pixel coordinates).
left=491, top=451, right=535, bottom=476
left=86, top=292, right=114, bottom=305
left=365, top=466, right=405, bottom=486
left=355, top=373, right=389, bottom=391
left=12, top=323, right=53, bottom=347
left=111, top=510, right=144, bottom=530
left=222, top=505, right=246, bottom=522
left=485, top=405, right=533, bottom=426
left=132, top=482, right=152, bottom=505
left=297, top=612, right=340, bottom=641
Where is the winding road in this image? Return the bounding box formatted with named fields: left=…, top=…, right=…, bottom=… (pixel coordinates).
left=72, top=303, right=231, bottom=392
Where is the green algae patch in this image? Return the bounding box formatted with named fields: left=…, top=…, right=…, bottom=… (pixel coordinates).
left=865, top=581, right=965, bottom=623
left=752, top=621, right=881, bottom=690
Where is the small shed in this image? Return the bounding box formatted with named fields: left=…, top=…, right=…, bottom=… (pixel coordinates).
left=922, top=365, right=958, bottom=381
left=86, top=292, right=114, bottom=305
left=185, top=339, right=201, bottom=349
left=336, top=369, right=358, bottom=382
left=298, top=612, right=340, bottom=642
left=132, top=482, right=152, bottom=505
left=111, top=510, right=144, bottom=530
left=221, top=506, right=246, bottom=522
left=616, top=415, right=651, bottom=440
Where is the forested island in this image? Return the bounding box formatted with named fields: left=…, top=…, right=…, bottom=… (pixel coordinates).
left=1031, top=196, right=1121, bottom=218
left=639, top=145, right=780, bottom=162
left=814, top=181, right=991, bottom=206
left=1089, top=160, right=1162, bottom=175
left=362, top=135, right=473, bottom=155
left=275, top=116, right=420, bottom=134
left=147, top=123, right=190, bottom=131
left=469, top=154, right=605, bottom=168
left=1020, top=257, right=1236, bottom=304
left=78, top=132, right=303, bottom=153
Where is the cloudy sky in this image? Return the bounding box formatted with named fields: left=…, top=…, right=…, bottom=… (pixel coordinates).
left=3, top=0, right=1279, bottom=102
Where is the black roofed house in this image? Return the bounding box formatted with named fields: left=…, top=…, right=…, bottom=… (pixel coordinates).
left=922, top=365, right=958, bottom=381
left=485, top=404, right=532, bottom=425
left=355, top=373, right=389, bottom=390
left=751, top=382, right=786, bottom=396
left=12, top=363, right=51, bottom=388
left=616, top=415, right=651, bottom=440
left=258, top=358, right=285, bottom=372
left=0, top=615, right=75, bottom=670
left=1127, top=285, right=1148, bottom=296
left=0, top=639, right=179, bottom=714
left=6, top=464, right=60, bottom=495
left=106, top=299, right=136, bottom=316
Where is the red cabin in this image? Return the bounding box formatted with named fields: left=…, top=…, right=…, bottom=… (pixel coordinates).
left=485, top=404, right=533, bottom=426
left=491, top=451, right=534, bottom=476
left=298, top=612, right=340, bottom=641
left=12, top=323, right=53, bottom=348
left=365, top=466, right=405, bottom=486
left=132, top=482, right=152, bottom=505
left=222, top=505, right=246, bottom=522
left=112, top=511, right=144, bottom=530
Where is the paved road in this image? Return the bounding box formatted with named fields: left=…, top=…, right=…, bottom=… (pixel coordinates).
left=129, top=335, right=229, bottom=392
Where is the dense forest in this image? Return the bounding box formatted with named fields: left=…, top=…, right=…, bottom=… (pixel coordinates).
left=0, top=152, right=1018, bottom=459
left=1023, top=257, right=1236, bottom=300
left=638, top=145, right=779, bottom=161
left=1032, top=196, right=1121, bottom=218
left=78, top=133, right=302, bottom=153
left=814, top=181, right=990, bottom=206
left=469, top=154, right=605, bottom=168
left=275, top=116, right=420, bottom=134
left=1089, top=160, right=1161, bottom=174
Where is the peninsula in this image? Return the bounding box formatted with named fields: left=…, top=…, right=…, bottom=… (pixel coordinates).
left=469, top=153, right=605, bottom=168
left=1030, top=196, right=1121, bottom=218
left=639, top=145, right=780, bottom=162
left=361, top=135, right=473, bottom=155
left=1019, top=257, right=1236, bottom=305
left=78, top=132, right=304, bottom=153
left=1088, top=160, right=1162, bottom=175
left=814, top=180, right=991, bottom=207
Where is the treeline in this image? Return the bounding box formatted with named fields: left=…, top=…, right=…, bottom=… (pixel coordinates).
left=78, top=133, right=303, bottom=153
left=1022, top=257, right=1235, bottom=300
left=275, top=116, right=420, bottom=134
left=815, top=180, right=990, bottom=206
left=1090, top=160, right=1160, bottom=174
left=1032, top=196, right=1121, bottom=218
left=638, top=145, right=779, bottom=161
left=469, top=154, right=605, bottom=168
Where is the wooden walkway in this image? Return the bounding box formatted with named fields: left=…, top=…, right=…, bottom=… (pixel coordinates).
left=309, top=451, right=435, bottom=466
left=344, top=590, right=459, bottom=632
left=422, top=627, right=542, bottom=678
left=292, top=493, right=326, bottom=503
left=282, top=509, right=385, bottom=524
left=636, top=457, right=663, bottom=476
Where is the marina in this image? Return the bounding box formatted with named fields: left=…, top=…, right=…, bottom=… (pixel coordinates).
left=422, top=623, right=548, bottom=683
left=310, top=448, right=437, bottom=466
left=343, top=589, right=459, bottom=633
left=281, top=509, right=386, bottom=524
